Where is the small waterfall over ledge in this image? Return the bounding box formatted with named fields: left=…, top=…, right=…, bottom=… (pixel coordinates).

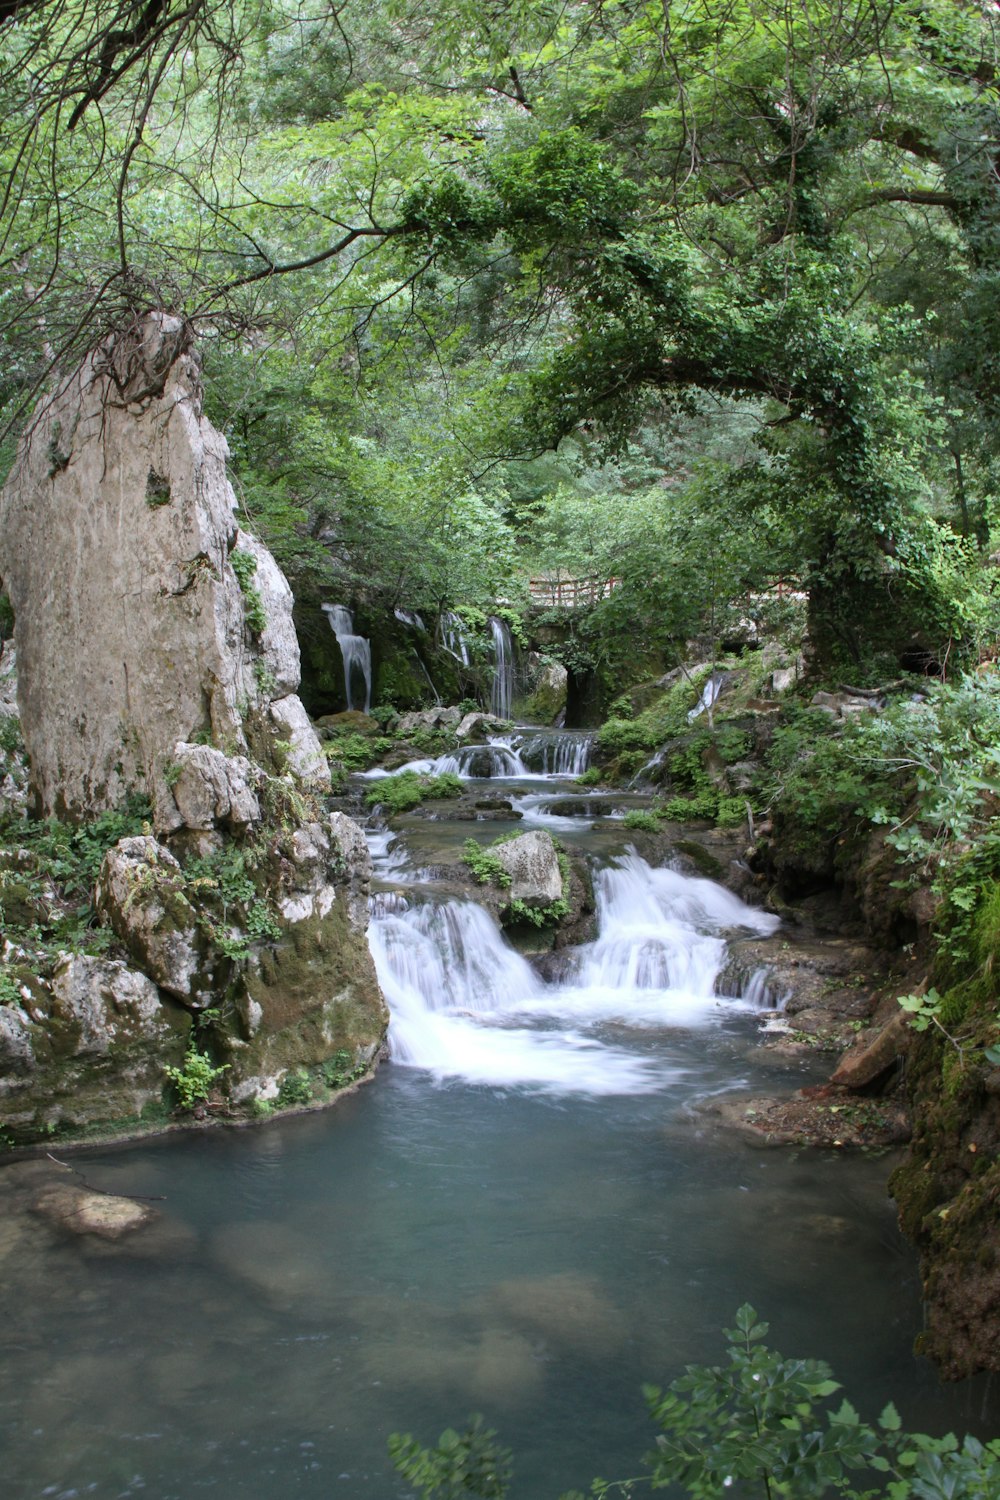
left=322, top=604, right=372, bottom=713
left=367, top=849, right=780, bottom=1094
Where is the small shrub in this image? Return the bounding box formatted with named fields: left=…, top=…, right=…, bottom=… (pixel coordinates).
left=325, top=732, right=393, bottom=770
left=503, top=895, right=569, bottom=929
left=716, top=796, right=749, bottom=828
left=366, top=771, right=463, bottom=815
left=462, top=838, right=511, bottom=887
left=277, top=1068, right=312, bottom=1107
left=230, top=548, right=267, bottom=636
left=660, top=790, right=720, bottom=821
left=389, top=1306, right=1000, bottom=1498
left=165, top=1048, right=228, bottom=1110
left=322, top=1048, right=367, bottom=1089
left=622, top=810, right=659, bottom=832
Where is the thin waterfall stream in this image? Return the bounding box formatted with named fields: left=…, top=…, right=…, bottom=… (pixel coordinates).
left=0, top=724, right=995, bottom=1498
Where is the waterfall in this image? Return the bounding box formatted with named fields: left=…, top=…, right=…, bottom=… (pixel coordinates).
left=514, top=730, right=593, bottom=776
left=489, top=616, right=514, bottom=720
left=368, top=899, right=661, bottom=1093
left=362, top=731, right=596, bottom=783
left=551, top=853, right=780, bottom=1023
left=438, top=610, right=471, bottom=666
left=367, top=851, right=780, bottom=1093
left=394, top=607, right=426, bottom=632
left=687, top=671, right=725, bottom=723
left=322, top=604, right=372, bottom=713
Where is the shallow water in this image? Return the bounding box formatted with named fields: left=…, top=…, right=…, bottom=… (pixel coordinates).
left=3, top=754, right=998, bottom=1498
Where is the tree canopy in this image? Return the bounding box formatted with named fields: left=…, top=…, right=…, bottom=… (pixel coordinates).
left=1, top=0, right=999, bottom=670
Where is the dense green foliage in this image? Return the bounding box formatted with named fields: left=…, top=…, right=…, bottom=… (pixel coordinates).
left=390, top=1308, right=1000, bottom=1498
left=1, top=1, right=999, bottom=675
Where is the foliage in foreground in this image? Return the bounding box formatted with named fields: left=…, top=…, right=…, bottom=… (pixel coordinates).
left=389, top=1308, right=1000, bottom=1499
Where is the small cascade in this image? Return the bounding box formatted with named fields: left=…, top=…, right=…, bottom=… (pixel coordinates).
left=362, top=735, right=529, bottom=781
left=363, top=731, right=596, bottom=783
left=687, top=671, right=726, bottom=723
left=489, top=615, right=514, bottom=720
left=368, top=890, right=411, bottom=919
left=394, top=607, right=426, bottom=632
left=738, top=967, right=790, bottom=1011
left=514, top=730, right=594, bottom=776
left=438, top=610, right=471, bottom=666
left=367, top=850, right=781, bottom=1092
left=369, top=899, right=662, bottom=1093
left=322, top=604, right=372, bottom=713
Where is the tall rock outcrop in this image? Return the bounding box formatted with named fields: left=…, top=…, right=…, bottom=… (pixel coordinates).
left=0, top=313, right=327, bottom=825
left=0, top=316, right=387, bottom=1140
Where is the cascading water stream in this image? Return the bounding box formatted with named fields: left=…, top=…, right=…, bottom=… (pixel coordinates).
left=394, top=607, right=426, bottom=632
left=367, top=849, right=780, bottom=1094
left=438, top=610, right=471, bottom=666
left=322, top=603, right=372, bottom=713
left=362, top=729, right=594, bottom=783
left=489, top=615, right=514, bottom=720
left=515, top=730, right=594, bottom=776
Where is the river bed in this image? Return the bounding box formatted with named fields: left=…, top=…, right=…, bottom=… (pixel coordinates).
left=1, top=737, right=996, bottom=1498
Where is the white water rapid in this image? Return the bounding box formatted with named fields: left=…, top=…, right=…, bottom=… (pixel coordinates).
left=322, top=604, right=372, bottom=713
left=368, top=848, right=779, bottom=1095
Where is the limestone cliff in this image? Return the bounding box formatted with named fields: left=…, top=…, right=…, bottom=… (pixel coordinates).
left=0, top=316, right=387, bottom=1142
left=0, top=313, right=327, bottom=825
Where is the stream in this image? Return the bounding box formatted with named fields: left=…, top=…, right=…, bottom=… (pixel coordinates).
left=1, top=729, right=996, bottom=1498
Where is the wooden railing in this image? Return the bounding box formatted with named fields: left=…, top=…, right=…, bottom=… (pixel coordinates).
left=528, top=574, right=620, bottom=608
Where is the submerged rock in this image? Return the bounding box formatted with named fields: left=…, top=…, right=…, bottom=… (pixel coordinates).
left=33, top=1183, right=155, bottom=1240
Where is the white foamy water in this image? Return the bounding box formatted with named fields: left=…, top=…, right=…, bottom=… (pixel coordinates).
left=362, top=730, right=594, bottom=784
left=367, top=850, right=779, bottom=1094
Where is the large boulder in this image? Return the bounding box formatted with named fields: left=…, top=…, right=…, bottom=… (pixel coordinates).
left=96, top=836, right=214, bottom=1005
left=49, top=954, right=172, bottom=1057
left=0, top=953, right=190, bottom=1139
left=168, top=743, right=260, bottom=832
left=492, top=831, right=563, bottom=907
left=0, top=317, right=385, bottom=1142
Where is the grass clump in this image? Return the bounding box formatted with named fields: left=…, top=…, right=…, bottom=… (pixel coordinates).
left=622, top=810, right=659, bottom=832
left=365, top=771, right=463, bottom=815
